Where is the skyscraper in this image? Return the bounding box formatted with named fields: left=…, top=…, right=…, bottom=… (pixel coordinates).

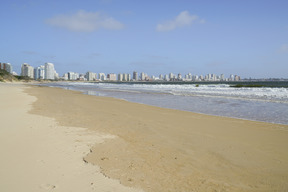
left=133, top=71, right=138, bottom=81
left=45, top=63, right=55, bottom=80
left=21, top=63, right=34, bottom=79
left=34, top=65, right=45, bottom=80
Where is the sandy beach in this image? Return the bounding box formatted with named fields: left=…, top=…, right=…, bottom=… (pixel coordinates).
left=0, top=83, right=142, bottom=192
left=1, top=83, right=288, bottom=192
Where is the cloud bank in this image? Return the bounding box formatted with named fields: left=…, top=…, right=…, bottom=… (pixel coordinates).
left=156, top=11, right=204, bottom=32
left=46, top=10, right=124, bottom=32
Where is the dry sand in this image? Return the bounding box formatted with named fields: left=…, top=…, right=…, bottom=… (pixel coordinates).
left=24, top=85, right=288, bottom=192
left=1, top=83, right=288, bottom=192
left=0, top=83, right=142, bottom=192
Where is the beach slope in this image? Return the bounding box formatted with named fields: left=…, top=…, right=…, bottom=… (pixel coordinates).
left=24, top=85, right=288, bottom=192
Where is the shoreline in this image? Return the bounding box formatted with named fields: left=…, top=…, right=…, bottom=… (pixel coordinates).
left=39, top=82, right=288, bottom=125
left=24, top=84, right=288, bottom=191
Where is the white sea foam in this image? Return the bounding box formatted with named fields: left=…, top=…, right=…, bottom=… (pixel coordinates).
left=45, top=82, right=288, bottom=125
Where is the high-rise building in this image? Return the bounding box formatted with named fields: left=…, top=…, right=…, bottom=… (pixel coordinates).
left=229, top=74, right=234, bottom=81
left=177, top=73, right=182, bottom=80
left=235, top=75, right=240, bottom=81
left=99, top=73, right=106, bottom=81
left=107, top=73, right=117, bottom=81
left=140, top=72, right=146, bottom=81
left=220, top=74, right=225, bottom=81
left=21, top=63, right=34, bottom=79
left=34, top=65, right=45, bottom=80
left=118, top=73, right=123, bottom=81
left=127, top=74, right=131, bottom=81
left=68, top=72, right=79, bottom=80
left=164, top=74, right=169, bottom=81
left=45, top=63, right=55, bottom=80
left=1, top=63, right=13, bottom=73
left=86, top=72, right=97, bottom=81
left=133, top=71, right=138, bottom=81
left=123, top=73, right=128, bottom=81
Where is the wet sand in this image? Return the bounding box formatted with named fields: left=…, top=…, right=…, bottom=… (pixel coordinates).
left=24, top=85, right=288, bottom=192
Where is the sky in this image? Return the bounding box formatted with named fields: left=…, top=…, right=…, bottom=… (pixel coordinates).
left=1, top=0, right=288, bottom=78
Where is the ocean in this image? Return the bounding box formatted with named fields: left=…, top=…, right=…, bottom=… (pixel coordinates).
left=43, top=81, right=288, bottom=125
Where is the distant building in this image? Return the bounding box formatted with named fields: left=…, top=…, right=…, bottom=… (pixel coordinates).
left=133, top=71, right=138, bottom=81
left=0, top=63, right=13, bottom=73
left=107, top=73, right=117, bottom=81
left=177, top=73, right=182, bottom=80
left=235, top=75, right=241, bottom=81
left=68, top=72, right=79, bottom=80
left=62, top=73, right=69, bottom=80
left=34, top=65, right=45, bottom=80
left=220, top=74, right=225, bottom=81
left=164, top=74, right=169, bottom=81
left=127, top=73, right=131, bottom=81
left=99, top=73, right=106, bottom=81
left=21, top=63, right=34, bottom=79
left=118, top=73, right=123, bottom=81
left=169, top=73, right=174, bottom=79
left=45, top=63, right=55, bottom=80
left=123, top=73, right=128, bottom=81
left=86, top=72, right=97, bottom=81
left=140, top=72, right=146, bottom=81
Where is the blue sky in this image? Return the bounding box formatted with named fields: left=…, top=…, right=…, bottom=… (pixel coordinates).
left=1, top=0, right=288, bottom=78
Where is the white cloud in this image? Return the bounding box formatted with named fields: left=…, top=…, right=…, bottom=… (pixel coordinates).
left=156, top=11, right=204, bottom=32
left=46, top=10, right=124, bottom=32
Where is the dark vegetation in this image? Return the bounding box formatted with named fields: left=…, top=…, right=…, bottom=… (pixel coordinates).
left=0, top=69, right=32, bottom=82
left=0, top=69, right=17, bottom=82
left=230, top=84, right=264, bottom=88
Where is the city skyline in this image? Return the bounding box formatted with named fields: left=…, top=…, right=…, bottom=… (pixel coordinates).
left=1, top=0, right=288, bottom=78
left=14, top=61, right=241, bottom=82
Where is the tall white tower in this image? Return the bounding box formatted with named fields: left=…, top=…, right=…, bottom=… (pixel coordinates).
left=45, top=63, right=55, bottom=80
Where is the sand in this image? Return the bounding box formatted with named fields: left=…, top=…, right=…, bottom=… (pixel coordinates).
left=1, top=83, right=288, bottom=192
left=0, top=83, right=142, bottom=192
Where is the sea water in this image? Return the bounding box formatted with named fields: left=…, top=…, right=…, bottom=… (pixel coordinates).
left=44, top=82, right=288, bottom=125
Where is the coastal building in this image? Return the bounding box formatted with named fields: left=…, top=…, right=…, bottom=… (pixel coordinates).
left=235, top=75, right=241, bottom=81
left=140, top=72, right=146, bottom=81
left=177, top=73, right=182, bottom=80
left=62, top=73, right=68, bottom=80
left=133, top=71, right=138, bottom=81
left=86, top=72, right=97, bottom=81
left=34, top=65, right=45, bottom=80
left=107, top=73, right=117, bottom=81
left=229, top=74, right=234, bottom=81
left=220, top=74, right=225, bottom=81
left=127, top=74, right=131, bottom=81
left=164, top=74, right=169, bottom=81
left=21, top=63, right=34, bottom=79
left=118, top=73, right=123, bottom=81
left=0, top=63, right=13, bottom=73
left=78, top=74, right=86, bottom=81
left=99, top=73, right=106, bottom=81
left=169, top=73, right=174, bottom=80
left=45, top=63, right=55, bottom=80
left=123, top=73, right=128, bottom=81
left=68, top=72, right=79, bottom=80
